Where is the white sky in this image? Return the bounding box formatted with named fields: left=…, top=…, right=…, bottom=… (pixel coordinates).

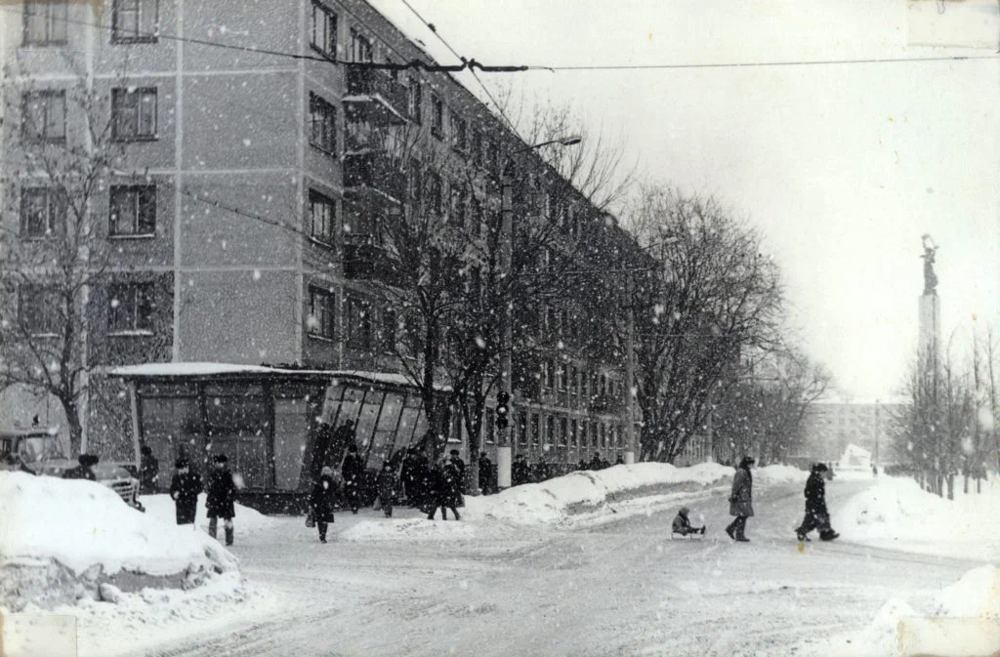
left=384, top=0, right=1000, bottom=401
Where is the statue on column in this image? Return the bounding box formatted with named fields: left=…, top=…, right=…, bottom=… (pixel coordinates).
left=921, top=234, right=938, bottom=296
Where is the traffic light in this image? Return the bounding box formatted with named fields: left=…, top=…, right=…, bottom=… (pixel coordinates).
left=496, top=390, right=510, bottom=429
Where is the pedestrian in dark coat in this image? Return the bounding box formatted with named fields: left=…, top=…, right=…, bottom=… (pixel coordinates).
left=309, top=466, right=336, bottom=543
left=140, top=445, right=159, bottom=494
left=426, top=459, right=461, bottom=520
left=577, top=458, right=588, bottom=471
left=62, top=454, right=98, bottom=481
left=169, top=459, right=202, bottom=526
left=341, top=443, right=365, bottom=514
left=375, top=462, right=398, bottom=517
left=448, top=449, right=466, bottom=506
left=588, top=453, right=602, bottom=471
left=207, top=454, right=237, bottom=546
left=725, top=456, right=755, bottom=542
left=511, top=454, right=530, bottom=486
left=478, top=452, right=493, bottom=495
left=795, top=463, right=839, bottom=542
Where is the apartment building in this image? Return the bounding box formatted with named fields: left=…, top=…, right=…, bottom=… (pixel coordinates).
left=0, top=0, right=641, bottom=500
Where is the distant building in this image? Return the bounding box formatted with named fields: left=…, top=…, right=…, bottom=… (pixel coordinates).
left=797, top=402, right=903, bottom=465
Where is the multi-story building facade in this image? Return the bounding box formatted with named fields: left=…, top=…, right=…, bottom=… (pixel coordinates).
left=797, top=401, right=903, bottom=465
left=0, top=0, right=641, bottom=502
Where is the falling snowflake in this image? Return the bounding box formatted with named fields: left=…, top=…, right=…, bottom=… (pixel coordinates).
left=474, top=336, right=486, bottom=349
left=252, top=269, right=262, bottom=281
left=110, top=298, right=120, bottom=309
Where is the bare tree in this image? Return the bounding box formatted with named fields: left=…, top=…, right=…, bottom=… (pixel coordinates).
left=621, top=187, right=784, bottom=463
left=0, top=63, right=139, bottom=455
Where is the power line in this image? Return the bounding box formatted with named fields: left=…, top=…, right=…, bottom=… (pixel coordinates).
left=528, top=54, right=997, bottom=71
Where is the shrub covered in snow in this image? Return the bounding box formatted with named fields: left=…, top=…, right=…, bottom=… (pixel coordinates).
left=0, top=472, right=239, bottom=611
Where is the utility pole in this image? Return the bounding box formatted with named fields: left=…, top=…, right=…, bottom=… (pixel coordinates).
left=496, top=136, right=581, bottom=489
left=624, top=272, right=636, bottom=463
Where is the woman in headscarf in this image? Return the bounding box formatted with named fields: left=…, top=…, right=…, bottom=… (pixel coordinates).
left=726, top=456, right=755, bottom=542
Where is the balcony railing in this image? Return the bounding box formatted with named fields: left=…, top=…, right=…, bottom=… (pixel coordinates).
left=344, top=66, right=407, bottom=124
left=343, top=152, right=406, bottom=203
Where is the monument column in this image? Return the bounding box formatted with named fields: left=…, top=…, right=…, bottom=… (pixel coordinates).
left=918, top=234, right=940, bottom=365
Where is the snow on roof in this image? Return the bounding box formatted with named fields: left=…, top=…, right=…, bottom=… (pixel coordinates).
left=109, top=363, right=451, bottom=391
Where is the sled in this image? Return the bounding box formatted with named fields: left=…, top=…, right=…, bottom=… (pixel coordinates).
left=670, top=529, right=706, bottom=541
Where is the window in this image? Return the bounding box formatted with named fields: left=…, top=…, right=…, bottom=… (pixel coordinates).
left=310, top=1, right=337, bottom=57
left=350, top=29, right=372, bottom=62
left=600, top=423, right=607, bottom=448
left=545, top=416, right=554, bottom=446
left=308, top=190, right=336, bottom=245
left=559, top=417, right=568, bottom=446
left=591, top=421, right=598, bottom=448
left=430, top=93, right=443, bottom=138
left=379, top=307, right=396, bottom=353
left=545, top=359, right=555, bottom=389
left=112, top=0, right=158, bottom=43
left=112, top=87, right=157, bottom=140
left=20, top=187, right=64, bottom=238
left=570, top=366, right=578, bottom=398
left=23, top=0, right=67, bottom=46
left=570, top=419, right=578, bottom=447
left=307, top=286, right=335, bottom=340
left=407, top=75, right=422, bottom=123
left=518, top=414, right=528, bottom=445
left=109, top=282, right=155, bottom=334
left=580, top=421, right=587, bottom=448
left=110, top=184, right=156, bottom=236
left=530, top=414, right=539, bottom=445
left=22, top=91, right=66, bottom=142
left=451, top=114, right=467, bottom=152
left=345, top=296, right=372, bottom=350
left=19, top=285, right=60, bottom=336
left=485, top=409, right=495, bottom=445
left=558, top=363, right=568, bottom=392
left=309, top=92, right=337, bottom=155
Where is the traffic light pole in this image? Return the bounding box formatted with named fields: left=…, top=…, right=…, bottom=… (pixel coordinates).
left=497, top=169, right=514, bottom=489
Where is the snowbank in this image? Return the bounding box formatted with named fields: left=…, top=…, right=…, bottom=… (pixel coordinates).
left=836, top=476, right=1000, bottom=561
left=800, top=567, right=1000, bottom=657
left=141, top=493, right=280, bottom=536
left=463, top=462, right=733, bottom=526
left=755, top=464, right=807, bottom=484
left=0, top=472, right=239, bottom=612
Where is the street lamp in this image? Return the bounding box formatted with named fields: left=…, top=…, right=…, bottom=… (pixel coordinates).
left=496, top=135, right=581, bottom=490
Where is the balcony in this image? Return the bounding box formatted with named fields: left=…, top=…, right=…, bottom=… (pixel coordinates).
left=344, top=66, right=407, bottom=124
left=343, top=152, right=406, bottom=203
left=343, top=242, right=403, bottom=286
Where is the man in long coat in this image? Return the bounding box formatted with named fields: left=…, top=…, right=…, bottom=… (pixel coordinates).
left=207, top=454, right=237, bottom=546
left=170, top=459, right=202, bottom=526
left=341, top=443, right=365, bottom=514
left=795, top=463, right=839, bottom=541
left=726, top=456, right=755, bottom=542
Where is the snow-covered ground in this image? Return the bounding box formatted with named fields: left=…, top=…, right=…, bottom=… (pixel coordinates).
left=141, top=492, right=282, bottom=538
left=5, top=465, right=996, bottom=657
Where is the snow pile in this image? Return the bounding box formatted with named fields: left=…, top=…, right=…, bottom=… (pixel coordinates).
left=801, top=567, right=1000, bottom=657
left=142, top=493, right=279, bottom=536
left=464, top=462, right=733, bottom=526
left=0, top=472, right=239, bottom=612
left=341, top=517, right=477, bottom=541
left=836, top=476, right=1000, bottom=561
left=755, top=464, right=807, bottom=484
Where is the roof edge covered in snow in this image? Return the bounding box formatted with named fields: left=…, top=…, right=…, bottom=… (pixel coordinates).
left=109, top=363, right=451, bottom=392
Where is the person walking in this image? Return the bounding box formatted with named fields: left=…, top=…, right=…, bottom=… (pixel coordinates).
left=207, top=454, right=237, bottom=546
left=375, top=462, right=398, bottom=518
left=169, top=459, right=202, bottom=526
left=309, top=466, right=336, bottom=543
left=426, top=458, right=461, bottom=521
left=795, top=463, right=839, bottom=542
left=140, top=445, right=159, bottom=494
left=448, top=449, right=466, bottom=507
left=512, top=454, right=530, bottom=486
left=341, top=443, right=365, bottom=514
left=478, top=452, right=493, bottom=495
left=62, top=454, right=98, bottom=480
left=726, top=456, right=755, bottom=542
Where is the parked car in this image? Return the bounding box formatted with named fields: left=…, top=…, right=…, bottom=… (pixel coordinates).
left=0, top=429, right=144, bottom=511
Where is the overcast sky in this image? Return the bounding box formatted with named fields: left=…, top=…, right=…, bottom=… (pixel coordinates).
left=382, top=0, right=1000, bottom=402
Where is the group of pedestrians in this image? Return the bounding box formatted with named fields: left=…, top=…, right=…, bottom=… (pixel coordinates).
left=168, top=454, right=238, bottom=546
left=673, top=456, right=839, bottom=543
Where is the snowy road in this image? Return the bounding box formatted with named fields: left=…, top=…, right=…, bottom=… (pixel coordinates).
left=135, top=480, right=983, bottom=657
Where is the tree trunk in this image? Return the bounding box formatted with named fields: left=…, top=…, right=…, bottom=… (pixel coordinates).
left=946, top=474, right=954, bottom=500
left=976, top=477, right=982, bottom=494
left=963, top=473, right=969, bottom=495
left=64, top=396, right=84, bottom=456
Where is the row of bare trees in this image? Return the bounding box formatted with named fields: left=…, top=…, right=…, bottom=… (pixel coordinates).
left=890, top=326, right=999, bottom=498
